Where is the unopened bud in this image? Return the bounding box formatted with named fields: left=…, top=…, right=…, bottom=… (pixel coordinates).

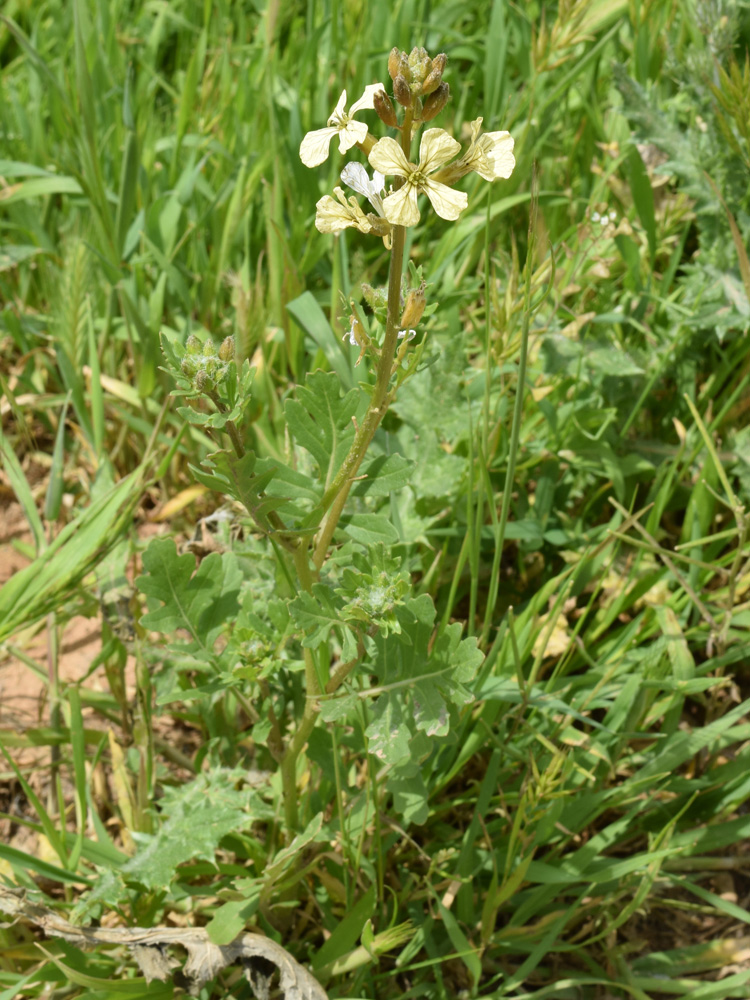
left=408, top=46, right=431, bottom=84
left=373, top=89, right=398, bottom=127
left=219, top=336, right=235, bottom=362
left=181, top=356, right=198, bottom=378
left=203, top=338, right=217, bottom=357
left=399, top=281, right=426, bottom=328
left=186, top=334, right=202, bottom=354
left=393, top=74, right=412, bottom=108
left=422, top=82, right=450, bottom=121
left=422, top=53, right=446, bottom=95
left=362, top=283, right=387, bottom=309
left=388, top=47, right=402, bottom=81
left=195, top=370, right=214, bottom=392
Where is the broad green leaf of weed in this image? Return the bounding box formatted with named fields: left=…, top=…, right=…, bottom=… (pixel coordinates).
left=284, top=370, right=359, bottom=491
left=365, top=594, right=483, bottom=818
left=289, top=585, right=358, bottom=661
left=350, top=453, right=415, bottom=497
left=190, top=450, right=287, bottom=534
left=85, top=769, right=272, bottom=904
left=137, top=538, right=241, bottom=651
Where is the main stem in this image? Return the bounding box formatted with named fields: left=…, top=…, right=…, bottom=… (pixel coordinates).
left=279, top=111, right=416, bottom=831
left=312, top=110, right=414, bottom=570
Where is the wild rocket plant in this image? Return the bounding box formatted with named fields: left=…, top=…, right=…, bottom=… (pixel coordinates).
left=145, top=47, right=515, bottom=834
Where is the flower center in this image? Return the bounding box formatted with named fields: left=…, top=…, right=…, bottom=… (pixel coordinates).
left=410, top=167, right=428, bottom=188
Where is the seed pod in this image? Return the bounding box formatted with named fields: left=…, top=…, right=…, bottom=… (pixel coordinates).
left=393, top=74, right=412, bottom=108
left=422, top=53, right=447, bottom=95
left=373, top=89, right=398, bottom=127
left=399, top=281, right=426, bottom=328
left=422, top=82, right=450, bottom=121
left=219, top=336, right=235, bottom=362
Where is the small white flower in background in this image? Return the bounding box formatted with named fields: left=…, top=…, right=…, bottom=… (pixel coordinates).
left=340, top=162, right=387, bottom=217
left=463, top=118, right=515, bottom=181
left=368, top=128, right=468, bottom=226
left=300, top=84, right=385, bottom=168
left=398, top=329, right=417, bottom=340
left=315, top=188, right=373, bottom=235
left=591, top=211, right=601, bottom=222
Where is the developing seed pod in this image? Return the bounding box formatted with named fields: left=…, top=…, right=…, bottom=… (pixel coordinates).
left=422, top=53, right=447, bottom=95
left=399, top=281, right=426, bottom=328
left=422, top=82, right=450, bottom=121
left=219, top=336, right=235, bottom=362
left=374, top=89, right=398, bottom=127
left=393, top=74, right=412, bottom=108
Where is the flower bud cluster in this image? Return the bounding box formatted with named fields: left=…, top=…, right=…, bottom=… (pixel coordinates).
left=387, top=46, right=450, bottom=119
left=180, top=334, right=235, bottom=393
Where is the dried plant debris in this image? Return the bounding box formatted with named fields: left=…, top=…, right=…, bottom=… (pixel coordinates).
left=0, top=887, right=329, bottom=1000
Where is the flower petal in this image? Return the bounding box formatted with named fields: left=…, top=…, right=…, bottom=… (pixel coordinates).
left=422, top=177, right=468, bottom=220
left=349, top=82, right=386, bottom=115
left=328, top=89, right=348, bottom=125
left=368, top=136, right=411, bottom=178
left=315, top=188, right=372, bottom=234
left=382, top=183, right=420, bottom=227
left=337, top=119, right=368, bottom=154
left=300, top=126, right=338, bottom=167
left=483, top=131, right=515, bottom=179
left=419, top=128, right=461, bottom=174
left=341, top=163, right=385, bottom=215
left=340, top=162, right=372, bottom=198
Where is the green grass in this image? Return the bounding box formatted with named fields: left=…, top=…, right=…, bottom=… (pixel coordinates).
left=2, top=0, right=750, bottom=997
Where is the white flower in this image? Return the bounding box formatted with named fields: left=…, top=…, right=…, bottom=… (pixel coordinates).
left=368, top=128, right=468, bottom=227
left=398, top=329, right=416, bottom=340
left=463, top=118, right=515, bottom=181
left=300, top=84, right=385, bottom=168
left=314, top=188, right=373, bottom=235
left=340, top=162, right=386, bottom=217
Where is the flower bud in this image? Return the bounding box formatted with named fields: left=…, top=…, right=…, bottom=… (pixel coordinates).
left=393, top=74, right=412, bottom=108
left=399, top=281, right=426, bottom=328
left=373, top=89, right=398, bottom=127
left=422, top=82, right=450, bottom=121
left=203, top=338, right=217, bottom=356
left=388, top=47, right=402, bottom=81
left=408, top=46, right=431, bottom=84
left=195, top=370, right=214, bottom=393
left=362, top=283, right=387, bottom=309
left=422, top=53, right=446, bottom=95
left=181, top=356, right=198, bottom=378
left=186, top=333, right=202, bottom=354
left=219, top=336, right=235, bottom=362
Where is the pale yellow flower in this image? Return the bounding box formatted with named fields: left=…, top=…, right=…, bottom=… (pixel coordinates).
left=463, top=118, right=515, bottom=181
left=315, top=188, right=372, bottom=235
left=367, top=128, right=468, bottom=227
left=300, top=84, right=385, bottom=168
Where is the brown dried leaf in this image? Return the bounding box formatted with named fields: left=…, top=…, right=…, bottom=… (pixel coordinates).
left=0, top=886, right=328, bottom=1000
